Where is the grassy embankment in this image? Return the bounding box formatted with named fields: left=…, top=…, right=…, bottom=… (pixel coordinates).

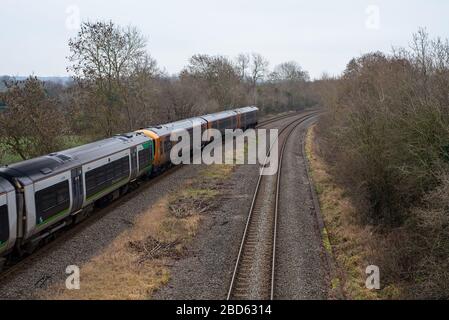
left=305, top=125, right=401, bottom=299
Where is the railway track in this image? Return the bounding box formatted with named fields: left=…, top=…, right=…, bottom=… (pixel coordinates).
left=257, top=112, right=310, bottom=128
left=256, top=111, right=300, bottom=128
left=0, top=112, right=306, bottom=282
left=227, top=111, right=321, bottom=300
left=257, top=109, right=321, bottom=128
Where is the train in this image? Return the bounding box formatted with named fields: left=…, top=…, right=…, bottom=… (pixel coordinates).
left=0, top=106, right=258, bottom=268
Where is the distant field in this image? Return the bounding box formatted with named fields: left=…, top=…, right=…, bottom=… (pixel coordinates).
left=0, top=135, right=91, bottom=166
left=0, top=147, right=21, bottom=166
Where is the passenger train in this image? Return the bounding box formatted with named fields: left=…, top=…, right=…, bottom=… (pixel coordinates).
left=0, top=106, right=258, bottom=267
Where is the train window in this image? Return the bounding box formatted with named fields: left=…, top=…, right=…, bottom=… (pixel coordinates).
left=0, top=204, right=9, bottom=245
left=138, top=148, right=151, bottom=171
left=85, top=156, right=130, bottom=199
left=35, top=180, right=70, bottom=225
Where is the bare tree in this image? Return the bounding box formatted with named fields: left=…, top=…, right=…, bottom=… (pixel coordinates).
left=235, top=53, right=250, bottom=80
left=122, top=54, right=161, bottom=129
left=270, top=61, right=310, bottom=82
left=249, top=53, right=269, bottom=86
left=0, top=77, right=66, bottom=160
left=182, top=54, right=242, bottom=108
left=67, top=21, right=157, bottom=135
left=249, top=53, right=269, bottom=104
left=161, top=79, right=203, bottom=121
left=67, top=21, right=148, bottom=83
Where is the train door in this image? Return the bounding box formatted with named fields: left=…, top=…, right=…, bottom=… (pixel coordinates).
left=0, top=193, right=10, bottom=253
left=162, top=136, right=172, bottom=164
left=130, top=147, right=138, bottom=181
left=71, top=167, right=83, bottom=213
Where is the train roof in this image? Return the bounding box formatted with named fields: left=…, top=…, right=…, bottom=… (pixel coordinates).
left=0, top=176, right=14, bottom=195
left=142, top=107, right=257, bottom=136
left=145, top=117, right=206, bottom=137
left=200, top=110, right=237, bottom=122
left=59, top=132, right=149, bottom=163
left=234, top=106, right=259, bottom=113
left=0, top=132, right=150, bottom=184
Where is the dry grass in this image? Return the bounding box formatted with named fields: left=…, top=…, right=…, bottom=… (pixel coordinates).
left=43, top=196, right=196, bottom=300
left=306, top=125, right=401, bottom=299
left=42, top=163, right=235, bottom=300
left=202, top=164, right=234, bottom=180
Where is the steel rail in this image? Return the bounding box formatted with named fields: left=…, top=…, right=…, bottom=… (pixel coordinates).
left=256, top=109, right=319, bottom=128
left=227, top=111, right=320, bottom=300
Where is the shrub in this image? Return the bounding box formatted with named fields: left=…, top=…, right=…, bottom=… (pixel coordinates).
left=316, top=29, right=449, bottom=298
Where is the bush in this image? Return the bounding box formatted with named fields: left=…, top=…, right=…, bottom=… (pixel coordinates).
left=316, top=29, right=449, bottom=298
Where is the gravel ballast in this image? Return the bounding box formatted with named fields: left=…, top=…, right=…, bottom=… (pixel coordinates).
left=153, top=163, right=259, bottom=299
left=274, top=116, right=329, bottom=299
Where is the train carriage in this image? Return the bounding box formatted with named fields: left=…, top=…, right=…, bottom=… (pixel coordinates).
left=234, top=106, right=258, bottom=129
left=0, top=132, right=153, bottom=251
left=200, top=110, right=239, bottom=135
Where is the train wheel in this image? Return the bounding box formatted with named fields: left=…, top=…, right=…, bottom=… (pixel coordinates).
left=20, top=240, right=40, bottom=256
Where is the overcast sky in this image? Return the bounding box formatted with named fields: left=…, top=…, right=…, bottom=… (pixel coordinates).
left=1, top=0, right=448, bottom=79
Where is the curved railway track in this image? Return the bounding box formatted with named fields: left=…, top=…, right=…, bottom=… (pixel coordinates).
left=227, top=111, right=321, bottom=300
left=256, top=111, right=300, bottom=128
left=257, top=109, right=320, bottom=128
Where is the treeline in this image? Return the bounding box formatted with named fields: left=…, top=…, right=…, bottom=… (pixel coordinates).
left=0, top=21, right=316, bottom=163
left=316, top=29, right=449, bottom=298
